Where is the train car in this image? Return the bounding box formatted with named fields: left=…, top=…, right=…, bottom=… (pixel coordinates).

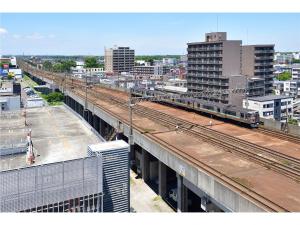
left=132, top=88, right=260, bottom=128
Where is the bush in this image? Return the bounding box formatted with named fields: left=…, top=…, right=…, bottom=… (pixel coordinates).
left=277, top=71, right=292, bottom=81
left=288, top=118, right=299, bottom=126
left=44, top=92, right=64, bottom=103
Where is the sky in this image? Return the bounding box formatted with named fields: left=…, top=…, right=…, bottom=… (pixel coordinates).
left=0, top=13, right=300, bottom=55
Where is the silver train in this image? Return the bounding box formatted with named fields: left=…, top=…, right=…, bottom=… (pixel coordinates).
left=132, top=88, right=260, bottom=128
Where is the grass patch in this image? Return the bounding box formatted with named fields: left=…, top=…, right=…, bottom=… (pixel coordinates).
left=24, top=75, right=38, bottom=87
left=231, top=177, right=253, bottom=189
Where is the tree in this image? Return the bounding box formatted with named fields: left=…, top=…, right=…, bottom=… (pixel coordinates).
left=52, top=63, right=64, bottom=72
left=52, top=60, right=76, bottom=72
left=84, top=56, right=100, bottom=68
left=43, top=61, right=53, bottom=71
left=277, top=71, right=292, bottom=81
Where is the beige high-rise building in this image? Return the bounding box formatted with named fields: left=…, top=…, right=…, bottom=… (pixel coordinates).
left=104, top=48, right=113, bottom=72
left=104, top=46, right=135, bottom=74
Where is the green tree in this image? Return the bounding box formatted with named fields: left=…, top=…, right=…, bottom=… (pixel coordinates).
left=277, top=71, right=292, bottom=81
left=84, top=56, right=100, bottom=68
left=52, top=60, right=76, bottom=72
left=62, top=60, right=76, bottom=72
left=52, top=63, right=64, bottom=72
left=43, top=61, right=53, bottom=71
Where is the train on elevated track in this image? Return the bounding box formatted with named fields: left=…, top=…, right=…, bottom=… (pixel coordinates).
left=132, top=88, right=260, bottom=128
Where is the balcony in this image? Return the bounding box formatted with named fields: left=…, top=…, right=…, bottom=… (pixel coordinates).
left=255, top=49, right=275, bottom=54
left=254, top=68, right=274, bottom=73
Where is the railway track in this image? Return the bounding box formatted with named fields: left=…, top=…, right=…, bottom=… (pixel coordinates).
left=257, top=127, right=300, bottom=145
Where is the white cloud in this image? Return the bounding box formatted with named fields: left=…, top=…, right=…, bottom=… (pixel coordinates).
left=0, top=27, right=8, bottom=35
left=25, top=32, right=44, bottom=40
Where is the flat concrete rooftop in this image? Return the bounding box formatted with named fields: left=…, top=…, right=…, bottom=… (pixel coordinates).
left=0, top=105, right=102, bottom=171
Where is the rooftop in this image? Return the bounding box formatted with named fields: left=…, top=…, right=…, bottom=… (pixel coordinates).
left=0, top=105, right=102, bottom=172
left=248, top=95, right=293, bottom=102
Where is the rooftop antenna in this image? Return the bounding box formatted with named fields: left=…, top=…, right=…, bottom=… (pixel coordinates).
left=217, top=15, right=219, bottom=32
left=246, top=29, right=249, bottom=45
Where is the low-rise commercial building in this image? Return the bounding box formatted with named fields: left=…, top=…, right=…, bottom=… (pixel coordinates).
left=243, top=95, right=293, bottom=122
left=0, top=82, right=21, bottom=112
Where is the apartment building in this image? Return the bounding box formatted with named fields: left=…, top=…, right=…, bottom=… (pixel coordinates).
left=187, top=32, right=275, bottom=105
left=292, top=64, right=300, bottom=82
left=241, top=45, right=275, bottom=95
left=104, top=46, right=135, bottom=74
left=187, top=32, right=242, bottom=104
left=132, top=65, right=169, bottom=76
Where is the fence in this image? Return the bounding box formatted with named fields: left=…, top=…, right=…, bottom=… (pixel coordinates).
left=0, top=156, right=103, bottom=212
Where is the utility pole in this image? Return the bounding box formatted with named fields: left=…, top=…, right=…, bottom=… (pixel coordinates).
left=285, top=100, right=289, bottom=133
left=245, top=75, right=249, bottom=109
left=85, top=71, right=88, bottom=110
left=128, top=88, right=134, bottom=149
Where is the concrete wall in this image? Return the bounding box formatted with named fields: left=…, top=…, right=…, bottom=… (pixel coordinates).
left=222, top=41, right=242, bottom=77
left=261, top=117, right=300, bottom=136
left=241, top=46, right=255, bottom=77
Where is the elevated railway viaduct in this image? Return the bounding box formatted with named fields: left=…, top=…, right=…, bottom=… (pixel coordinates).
left=19, top=61, right=300, bottom=212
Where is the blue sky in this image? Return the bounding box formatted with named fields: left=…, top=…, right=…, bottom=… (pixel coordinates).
left=0, top=13, right=299, bottom=55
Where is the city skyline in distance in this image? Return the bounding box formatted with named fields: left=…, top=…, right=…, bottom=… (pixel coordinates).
left=1, top=13, right=300, bottom=55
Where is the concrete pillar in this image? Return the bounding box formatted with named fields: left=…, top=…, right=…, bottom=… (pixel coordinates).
left=177, top=173, right=188, bottom=212
left=99, top=119, right=105, bottom=137
left=130, top=144, right=136, bottom=162
left=75, top=101, right=78, bottom=113
left=88, top=111, right=92, bottom=125
left=84, top=109, right=88, bottom=121
left=71, top=98, right=74, bottom=110
left=80, top=105, right=83, bottom=117
left=158, top=161, right=167, bottom=198
left=141, top=149, right=150, bottom=182
left=93, top=115, right=99, bottom=131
